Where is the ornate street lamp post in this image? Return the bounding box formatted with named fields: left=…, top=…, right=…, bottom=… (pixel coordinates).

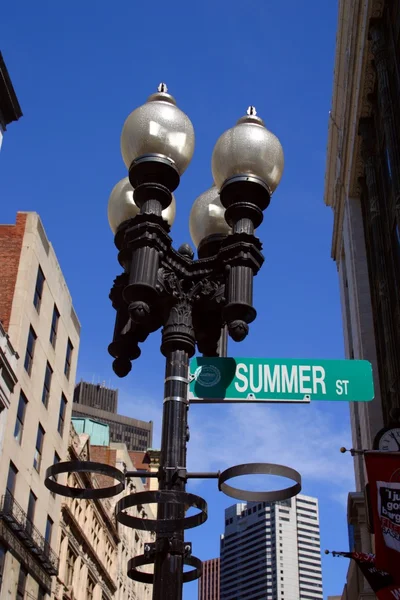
left=46, top=85, right=301, bottom=600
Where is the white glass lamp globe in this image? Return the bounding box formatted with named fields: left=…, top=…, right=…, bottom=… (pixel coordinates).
left=120, top=83, right=195, bottom=175
left=189, top=185, right=231, bottom=249
left=107, top=177, right=176, bottom=234
left=211, top=107, right=284, bottom=193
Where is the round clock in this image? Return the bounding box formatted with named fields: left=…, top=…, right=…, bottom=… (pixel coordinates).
left=373, top=427, right=400, bottom=451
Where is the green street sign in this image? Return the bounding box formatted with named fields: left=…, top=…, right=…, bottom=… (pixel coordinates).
left=189, top=357, right=374, bottom=403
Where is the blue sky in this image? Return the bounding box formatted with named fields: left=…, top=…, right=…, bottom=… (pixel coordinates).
left=1, top=0, right=355, bottom=597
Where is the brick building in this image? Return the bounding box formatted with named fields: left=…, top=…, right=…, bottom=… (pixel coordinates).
left=198, top=558, right=220, bottom=600
left=128, top=449, right=160, bottom=491
left=0, top=212, right=80, bottom=598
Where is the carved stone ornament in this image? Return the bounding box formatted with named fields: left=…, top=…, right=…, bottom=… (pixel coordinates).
left=371, top=0, right=384, bottom=20
left=157, top=267, right=181, bottom=297
left=168, top=302, right=192, bottom=325
left=360, top=59, right=376, bottom=119
left=192, top=278, right=224, bottom=304
left=54, top=582, right=62, bottom=597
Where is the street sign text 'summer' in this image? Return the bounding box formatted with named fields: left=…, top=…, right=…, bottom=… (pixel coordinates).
left=189, top=357, right=374, bottom=404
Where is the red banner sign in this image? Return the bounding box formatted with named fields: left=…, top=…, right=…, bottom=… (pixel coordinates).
left=334, top=552, right=400, bottom=599
left=365, top=451, right=400, bottom=585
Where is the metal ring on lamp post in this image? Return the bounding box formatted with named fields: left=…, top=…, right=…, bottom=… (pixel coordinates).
left=115, top=490, right=207, bottom=533
left=218, top=463, right=302, bottom=502
left=127, top=553, right=202, bottom=584
left=44, top=461, right=125, bottom=499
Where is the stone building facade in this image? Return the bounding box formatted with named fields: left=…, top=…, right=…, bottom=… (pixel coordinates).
left=0, top=320, right=18, bottom=452
left=103, top=444, right=155, bottom=600
left=54, top=423, right=156, bottom=600
left=0, top=212, right=80, bottom=599
left=53, top=426, right=118, bottom=600
left=324, top=0, right=400, bottom=597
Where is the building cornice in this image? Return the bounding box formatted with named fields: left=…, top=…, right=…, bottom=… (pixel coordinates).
left=0, top=52, right=22, bottom=129
left=324, top=0, right=384, bottom=262
left=146, top=448, right=161, bottom=466
left=347, top=491, right=367, bottom=526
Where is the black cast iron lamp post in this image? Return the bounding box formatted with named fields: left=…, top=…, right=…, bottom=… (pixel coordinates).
left=45, top=85, right=303, bottom=600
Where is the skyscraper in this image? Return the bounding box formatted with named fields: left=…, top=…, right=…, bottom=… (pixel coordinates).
left=72, top=380, right=153, bottom=451
left=74, top=380, right=118, bottom=413
left=0, top=212, right=80, bottom=597
left=199, top=558, right=220, bottom=600
left=220, top=496, right=323, bottom=600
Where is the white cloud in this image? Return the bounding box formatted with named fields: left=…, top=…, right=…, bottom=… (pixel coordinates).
left=334, top=490, right=350, bottom=509
left=187, top=404, right=354, bottom=500
left=116, top=388, right=355, bottom=506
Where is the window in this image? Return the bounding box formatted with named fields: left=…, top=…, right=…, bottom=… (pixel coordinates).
left=58, top=394, right=67, bottom=436
left=14, top=392, right=27, bottom=444
left=87, top=575, right=95, bottom=600
left=27, top=490, right=37, bottom=524
left=0, top=543, right=6, bottom=588
left=6, top=462, right=18, bottom=497
left=66, top=546, right=77, bottom=587
left=34, top=424, right=45, bottom=472
left=33, top=267, right=45, bottom=312
left=297, top=499, right=317, bottom=507
left=45, top=516, right=53, bottom=546
left=37, top=587, right=46, bottom=600
left=50, top=305, right=60, bottom=348
left=42, top=362, right=53, bottom=407
left=24, top=326, right=37, bottom=375
left=64, top=339, right=73, bottom=379
left=16, top=566, right=27, bottom=600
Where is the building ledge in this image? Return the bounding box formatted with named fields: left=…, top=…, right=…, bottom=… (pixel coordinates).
left=0, top=493, right=59, bottom=576
left=0, top=53, right=22, bottom=129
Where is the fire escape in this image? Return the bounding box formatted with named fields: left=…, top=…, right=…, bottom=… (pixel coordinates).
left=0, top=494, right=59, bottom=576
